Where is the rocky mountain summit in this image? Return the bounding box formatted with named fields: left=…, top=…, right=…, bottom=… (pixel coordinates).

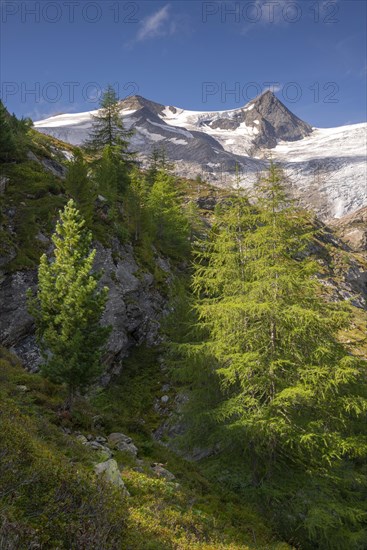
left=198, top=90, right=313, bottom=148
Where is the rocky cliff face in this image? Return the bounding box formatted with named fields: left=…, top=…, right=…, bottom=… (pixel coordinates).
left=328, top=206, right=367, bottom=255
left=208, top=90, right=313, bottom=148
left=0, top=239, right=170, bottom=379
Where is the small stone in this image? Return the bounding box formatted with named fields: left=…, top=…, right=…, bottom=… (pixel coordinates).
left=108, top=432, right=132, bottom=445
left=16, top=385, right=29, bottom=392
left=151, top=464, right=176, bottom=481
left=86, top=441, right=112, bottom=458
left=87, top=434, right=94, bottom=441
left=117, top=441, right=138, bottom=456
left=87, top=441, right=103, bottom=450
left=76, top=434, right=88, bottom=445
left=27, top=150, right=39, bottom=163
left=95, top=435, right=107, bottom=444
left=36, top=232, right=49, bottom=244
left=161, top=395, right=169, bottom=404
left=0, top=176, right=9, bottom=194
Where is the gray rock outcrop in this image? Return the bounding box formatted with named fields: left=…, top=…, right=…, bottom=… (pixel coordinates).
left=151, top=463, right=175, bottom=481
left=94, top=459, right=129, bottom=494
left=209, top=90, right=312, bottom=149
left=0, top=239, right=169, bottom=375
left=107, top=433, right=138, bottom=456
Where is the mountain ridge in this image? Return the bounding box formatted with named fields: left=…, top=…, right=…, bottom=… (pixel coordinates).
left=34, top=91, right=367, bottom=220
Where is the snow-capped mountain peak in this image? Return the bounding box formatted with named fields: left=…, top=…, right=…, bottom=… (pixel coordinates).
left=34, top=92, right=367, bottom=220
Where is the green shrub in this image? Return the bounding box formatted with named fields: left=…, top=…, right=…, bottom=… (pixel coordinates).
left=0, top=399, right=128, bottom=549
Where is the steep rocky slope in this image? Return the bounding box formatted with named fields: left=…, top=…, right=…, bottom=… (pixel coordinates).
left=0, top=240, right=169, bottom=377
left=1, top=130, right=366, bottom=380
left=328, top=205, right=367, bottom=254
left=0, top=134, right=171, bottom=377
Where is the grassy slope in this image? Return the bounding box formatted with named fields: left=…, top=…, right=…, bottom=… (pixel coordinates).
left=0, top=347, right=290, bottom=550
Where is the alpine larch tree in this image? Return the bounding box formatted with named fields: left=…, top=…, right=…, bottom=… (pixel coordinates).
left=177, top=163, right=367, bottom=549
left=64, top=149, right=95, bottom=226
left=84, top=85, right=134, bottom=162
left=148, top=169, right=190, bottom=258
left=84, top=85, right=136, bottom=198
left=0, top=99, right=32, bottom=162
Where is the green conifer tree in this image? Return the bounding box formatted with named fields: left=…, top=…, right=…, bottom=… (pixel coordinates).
left=28, top=200, right=110, bottom=406
left=0, top=100, right=32, bottom=162
left=84, top=85, right=135, bottom=166
left=125, top=167, right=149, bottom=242
left=179, top=163, right=367, bottom=548
left=148, top=170, right=189, bottom=257
left=0, top=100, right=17, bottom=162
left=93, top=145, right=118, bottom=200
left=146, top=146, right=174, bottom=186
left=184, top=200, right=204, bottom=243
left=65, top=149, right=95, bottom=226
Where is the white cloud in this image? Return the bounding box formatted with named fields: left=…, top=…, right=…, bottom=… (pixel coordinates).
left=241, top=0, right=301, bottom=36
left=263, top=83, right=282, bottom=93
left=136, top=4, right=175, bottom=42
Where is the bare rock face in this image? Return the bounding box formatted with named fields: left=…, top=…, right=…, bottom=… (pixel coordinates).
left=209, top=90, right=313, bottom=149
left=0, top=239, right=169, bottom=375
left=0, top=176, right=10, bottom=195
left=0, top=271, right=42, bottom=372
left=95, top=240, right=167, bottom=383
left=245, top=90, right=313, bottom=146
left=329, top=206, right=367, bottom=254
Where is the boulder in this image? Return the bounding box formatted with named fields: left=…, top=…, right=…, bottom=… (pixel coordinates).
left=151, top=463, right=175, bottom=481
left=16, top=385, right=29, bottom=392
left=94, top=459, right=129, bottom=495
left=41, top=158, right=67, bottom=178
left=108, top=433, right=138, bottom=456
left=86, top=441, right=112, bottom=459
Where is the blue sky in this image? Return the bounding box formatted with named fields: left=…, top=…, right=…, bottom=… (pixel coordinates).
left=1, top=0, right=366, bottom=126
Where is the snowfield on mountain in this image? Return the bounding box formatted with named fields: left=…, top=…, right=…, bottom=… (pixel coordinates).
left=34, top=91, right=367, bottom=221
